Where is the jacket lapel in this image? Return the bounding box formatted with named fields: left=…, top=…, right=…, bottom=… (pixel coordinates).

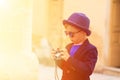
left=66, top=39, right=90, bottom=58
left=74, top=39, right=89, bottom=58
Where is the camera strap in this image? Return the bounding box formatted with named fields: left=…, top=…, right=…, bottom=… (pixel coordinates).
left=54, top=62, right=60, bottom=80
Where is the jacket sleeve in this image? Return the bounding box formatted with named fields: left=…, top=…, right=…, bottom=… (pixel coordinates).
left=55, top=43, right=72, bottom=70
left=66, top=47, right=98, bottom=76
left=55, top=59, right=67, bottom=70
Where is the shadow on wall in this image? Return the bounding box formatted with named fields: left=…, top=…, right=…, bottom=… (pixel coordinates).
left=32, top=34, right=55, bottom=66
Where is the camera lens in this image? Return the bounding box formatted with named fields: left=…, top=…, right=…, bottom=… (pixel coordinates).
left=55, top=52, right=62, bottom=60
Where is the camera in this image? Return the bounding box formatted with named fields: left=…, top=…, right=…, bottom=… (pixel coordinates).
left=54, top=51, right=63, bottom=60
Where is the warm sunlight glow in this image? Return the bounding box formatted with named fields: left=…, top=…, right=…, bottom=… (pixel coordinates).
left=0, top=0, right=39, bottom=80
left=0, top=0, right=8, bottom=9
left=0, top=0, right=6, bottom=6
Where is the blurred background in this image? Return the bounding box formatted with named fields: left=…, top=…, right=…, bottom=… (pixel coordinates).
left=32, top=0, right=120, bottom=68
left=0, top=0, right=120, bottom=80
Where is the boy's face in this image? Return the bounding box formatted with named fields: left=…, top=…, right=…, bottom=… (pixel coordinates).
left=64, top=24, right=87, bottom=44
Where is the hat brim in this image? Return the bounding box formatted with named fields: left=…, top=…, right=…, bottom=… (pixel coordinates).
left=63, top=20, right=91, bottom=36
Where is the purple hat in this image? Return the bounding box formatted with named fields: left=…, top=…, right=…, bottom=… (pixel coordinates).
left=63, top=12, right=91, bottom=36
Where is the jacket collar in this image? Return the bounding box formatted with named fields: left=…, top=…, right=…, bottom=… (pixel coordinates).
left=66, top=39, right=90, bottom=55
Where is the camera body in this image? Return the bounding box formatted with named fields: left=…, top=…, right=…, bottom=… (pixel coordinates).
left=54, top=51, right=63, bottom=60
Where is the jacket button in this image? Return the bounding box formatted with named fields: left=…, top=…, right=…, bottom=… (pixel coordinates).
left=67, top=70, right=70, bottom=73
